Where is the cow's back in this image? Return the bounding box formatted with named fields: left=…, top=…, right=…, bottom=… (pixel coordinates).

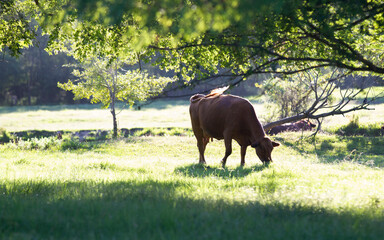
left=194, top=94, right=262, bottom=140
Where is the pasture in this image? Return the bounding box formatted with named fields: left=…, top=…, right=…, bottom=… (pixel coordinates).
left=0, top=99, right=384, bottom=239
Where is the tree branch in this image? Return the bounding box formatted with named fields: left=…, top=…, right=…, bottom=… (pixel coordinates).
left=263, top=70, right=383, bottom=133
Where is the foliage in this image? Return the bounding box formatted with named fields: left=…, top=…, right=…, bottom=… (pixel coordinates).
left=0, top=31, right=76, bottom=106
left=59, top=59, right=173, bottom=108
left=131, top=127, right=193, bottom=137
left=2, top=0, right=383, bottom=124
left=3, top=127, right=193, bottom=151
left=261, top=67, right=380, bottom=130
left=12, top=130, right=58, bottom=140
left=4, top=135, right=99, bottom=151
left=58, top=136, right=93, bottom=151
left=0, top=128, right=11, bottom=143
left=58, top=55, right=175, bottom=138
left=0, top=0, right=37, bottom=56
left=333, top=115, right=383, bottom=137
left=5, top=136, right=60, bottom=150
left=262, top=76, right=313, bottom=121
left=4, top=1, right=383, bottom=80
left=44, top=0, right=383, bottom=79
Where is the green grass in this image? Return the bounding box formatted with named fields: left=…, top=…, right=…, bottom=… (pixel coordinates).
left=0, top=98, right=384, bottom=239
left=0, top=100, right=266, bottom=132
left=1, top=135, right=384, bottom=239
left=0, top=98, right=382, bottom=133
left=0, top=101, right=192, bottom=131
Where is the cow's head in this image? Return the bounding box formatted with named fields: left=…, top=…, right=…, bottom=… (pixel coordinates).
left=251, top=137, right=280, bottom=163
left=295, top=119, right=316, bottom=130
left=308, top=120, right=317, bottom=129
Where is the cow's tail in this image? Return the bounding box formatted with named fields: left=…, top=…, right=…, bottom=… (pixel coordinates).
left=190, top=94, right=205, bottom=103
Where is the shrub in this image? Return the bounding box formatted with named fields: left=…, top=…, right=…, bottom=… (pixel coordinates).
left=59, top=137, right=82, bottom=150
left=335, top=115, right=382, bottom=136
left=132, top=127, right=192, bottom=137
left=0, top=128, right=11, bottom=143
left=6, top=137, right=61, bottom=150
left=262, top=77, right=313, bottom=121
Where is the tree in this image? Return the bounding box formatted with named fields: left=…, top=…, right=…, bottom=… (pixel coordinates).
left=4, top=1, right=384, bottom=78
left=5, top=1, right=384, bottom=80
left=58, top=57, right=174, bottom=138
left=42, top=0, right=382, bottom=78
left=3, top=1, right=384, bottom=129
left=47, top=16, right=175, bottom=138
left=0, top=0, right=38, bottom=57
left=50, top=0, right=382, bottom=131
left=261, top=68, right=383, bottom=133
left=0, top=32, right=75, bottom=105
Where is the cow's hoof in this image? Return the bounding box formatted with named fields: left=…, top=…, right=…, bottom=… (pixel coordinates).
left=263, top=162, right=272, bottom=166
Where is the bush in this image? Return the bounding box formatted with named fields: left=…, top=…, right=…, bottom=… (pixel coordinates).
left=335, top=115, right=382, bottom=136
left=262, top=77, right=313, bottom=121
left=0, top=128, right=11, bottom=143
left=59, top=137, right=82, bottom=150
left=132, top=127, right=192, bottom=137
left=12, top=130, right=55, bottom=141
left=6, top=137, right=61, bottom=150
left=3, top=135, right=92, bottom=151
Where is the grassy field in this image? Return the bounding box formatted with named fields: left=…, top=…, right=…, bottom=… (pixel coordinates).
left=0, top=98, right=383, bottom=132
left=0, top=101, right=193, bottom=131
left=0, top=99, right=384, bottom=239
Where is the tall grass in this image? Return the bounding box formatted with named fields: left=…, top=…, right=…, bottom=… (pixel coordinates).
left=1, top=98, right=383, bottom=239
left=1, top=135, right=383, bottom=239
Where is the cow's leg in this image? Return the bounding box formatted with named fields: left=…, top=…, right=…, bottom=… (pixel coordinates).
left=240, top=145, right=247, bottom=166
left=197, top=137, right=207, bottom=164
left=202, top=137, right=210, bottom=152
left=221, top=137, right=232, bottom=168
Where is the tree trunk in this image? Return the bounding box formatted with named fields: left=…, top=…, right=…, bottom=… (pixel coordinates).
left=263, top=115, right=306, bottom=132
left=111, top=106, right=118, bottom=139
left=110, top=97, right=118, bottom=139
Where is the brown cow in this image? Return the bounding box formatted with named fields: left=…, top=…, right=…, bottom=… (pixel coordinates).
left=189, top=87, right=280, bottom=167
left=294, top=119, right=316, bottom=131
left=268, top=119, right=316, bottom=135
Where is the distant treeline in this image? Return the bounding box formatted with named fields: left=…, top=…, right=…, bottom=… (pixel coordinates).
left=0, top=34, right=77, bottom=106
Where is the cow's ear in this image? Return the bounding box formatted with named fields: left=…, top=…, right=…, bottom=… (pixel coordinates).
left=251, top=142, right=259, bottom=148
left=272, top=141, right=280, bottom=147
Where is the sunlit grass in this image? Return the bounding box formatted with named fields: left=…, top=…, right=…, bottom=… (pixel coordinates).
left=1, top=100, right=382, bottom=133
left=0, top=101, right=192, bottom=131
left=0, top=99, right=267, bottom=132
left=1, top=134, right=383, bottom=239
left=1, top=98, right=384, bottom=239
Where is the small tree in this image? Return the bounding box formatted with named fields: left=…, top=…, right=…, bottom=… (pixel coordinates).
left=262, top=76, right=313, bottom=121
left=262, top=68, right=384, bottom=134
left=58, top=57, right=174, bottom=138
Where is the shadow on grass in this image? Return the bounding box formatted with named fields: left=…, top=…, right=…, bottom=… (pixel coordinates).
left=174, top=163, right=269, bottom=179
left=0, top=179, right=383, bottom=239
